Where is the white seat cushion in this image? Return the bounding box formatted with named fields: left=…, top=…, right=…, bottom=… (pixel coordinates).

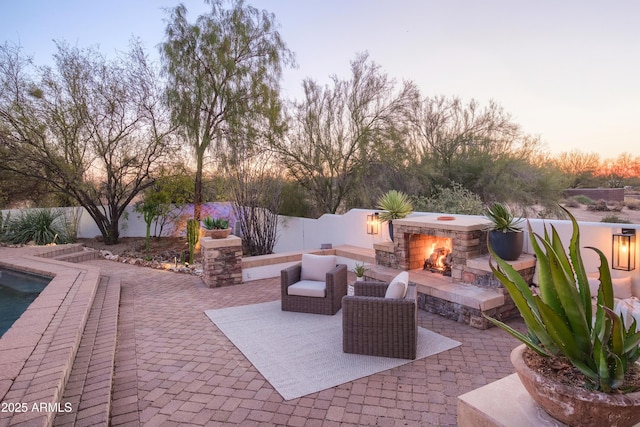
left=300, top=254, right=337, bottom=281
left=385, top=271, right=409, bottom=299
left=287, top=280, right=326, bottom=298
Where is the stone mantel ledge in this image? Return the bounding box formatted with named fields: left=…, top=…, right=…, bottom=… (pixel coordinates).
left=394, top=215, right=493, bottom=232
left=466, top=253, right=536, bottom=273
left=201, top=235, right=242, bottom=249
left=373, top=241, right=394, bottom=253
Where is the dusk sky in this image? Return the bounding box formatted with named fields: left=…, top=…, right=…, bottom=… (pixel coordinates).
left=1, top=0, right=638, bottom=159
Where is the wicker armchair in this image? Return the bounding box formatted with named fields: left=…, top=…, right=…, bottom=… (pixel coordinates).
left=281, top=260, right=348, bottom=315
left=342, top=280, right=418, bottom=359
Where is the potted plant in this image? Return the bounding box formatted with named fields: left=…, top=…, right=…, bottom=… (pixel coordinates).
left=484, top=202, right=524, bottom=261
left=377, top=190, right=413, bottom=241
left=352, top=262, right=367, bottom=281
left=485, top=207, right=640, bottom=427
left=202, top=216, right=232, bottom=239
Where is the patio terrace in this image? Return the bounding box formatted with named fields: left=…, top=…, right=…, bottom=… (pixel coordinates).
left=0, top=245, right=526, bottom=426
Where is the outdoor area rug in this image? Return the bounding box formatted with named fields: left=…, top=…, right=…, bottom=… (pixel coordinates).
left=204, top=300, right=461, bottom=400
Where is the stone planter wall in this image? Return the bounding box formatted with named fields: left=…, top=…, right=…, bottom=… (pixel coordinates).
left=201, top=236, right=243, bottom=288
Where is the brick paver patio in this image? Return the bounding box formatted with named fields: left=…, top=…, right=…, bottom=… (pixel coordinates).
left=72, top=259, right=525, bottom=426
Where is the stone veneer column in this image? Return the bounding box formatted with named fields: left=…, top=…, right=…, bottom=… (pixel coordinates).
left=201, top=235, right=243, bottom=288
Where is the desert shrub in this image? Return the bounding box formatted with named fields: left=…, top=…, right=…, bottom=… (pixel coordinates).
left=562, top=197, right=580, bottom=208
left=573, top=194, right=594, bottom=205
left=609, top=201, right=624, bottom=212
left=412, top=183, right=484, bottom=215
left=587, top=199, right=609, bottom=211
left=600, top=215, right=631, bottom=224
left=8, top=208, right=72, bottom=245
left=625, top=199, right=640, bottom=210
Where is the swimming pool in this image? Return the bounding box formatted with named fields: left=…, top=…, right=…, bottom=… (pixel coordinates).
left=0, top=268, right=51, bottom=337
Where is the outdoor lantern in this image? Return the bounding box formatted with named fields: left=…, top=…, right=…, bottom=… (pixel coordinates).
left=367, top=213, right=380, bottom=235
left=612, top=228, right=636, bottom=271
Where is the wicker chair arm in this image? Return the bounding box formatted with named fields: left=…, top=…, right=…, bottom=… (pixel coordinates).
left=326, top=264, right=348, bottom=300
left=281, top=263, right=301, bottom=289
left=353, top=281, right=388, bottom=297
left=343, top=294, right=416, bottom=311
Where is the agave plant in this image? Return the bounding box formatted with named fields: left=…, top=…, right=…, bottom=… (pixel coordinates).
left=485, top=206, right=640, bottom=392
left=376, top=190, right=413, bottom=222
left=202, top=217, right=229, bottom=230
left=484, top=202, right=523, bottom=233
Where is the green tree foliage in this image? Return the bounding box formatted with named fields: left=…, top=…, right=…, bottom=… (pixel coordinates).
left=412, top=183, right=485, bottom=215
left=272, top=53, right=418, bottom=214
left=409, top=96, right=566, bottom=211
left=0, top=41, right=174, bottom=244
left=161, top=0, right=293, bottom=220
left=137, top=164, right=194, bottom=238
left=279, top=180, right=312, bottom=217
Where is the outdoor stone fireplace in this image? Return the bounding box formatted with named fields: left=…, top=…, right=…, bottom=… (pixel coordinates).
left=373, top=215, right=536, bottom=328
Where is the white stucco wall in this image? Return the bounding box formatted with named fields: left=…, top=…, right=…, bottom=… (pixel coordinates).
left=2, top=205, right=639, bottom=286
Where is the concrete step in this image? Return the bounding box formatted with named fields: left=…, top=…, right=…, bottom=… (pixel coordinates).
left=53, top=275, right=121, bottom=427
left=52, top=248, right=100, bottom=264
left=33, top=243, right=101, bottom=263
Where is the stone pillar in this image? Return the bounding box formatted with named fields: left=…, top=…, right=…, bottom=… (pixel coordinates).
left=201, top=235, right=243, bottom=288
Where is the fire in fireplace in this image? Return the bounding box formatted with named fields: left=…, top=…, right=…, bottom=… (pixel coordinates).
left=420, top=237, right=453, bottom=276
left=424, top=246, right=452, bottom=276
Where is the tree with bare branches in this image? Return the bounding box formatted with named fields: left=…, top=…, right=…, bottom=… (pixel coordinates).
left=273, top=52, right=418, bottom=214
left=0, top=41, right=174, bottom=244
left=553, top=150, right=601, bottom=188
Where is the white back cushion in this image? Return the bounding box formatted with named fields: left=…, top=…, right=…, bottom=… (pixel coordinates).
left=300, top=254, right=337, bottom=281
left=612, top=277, right=633, bottom=300
left=588, top=278, right=600, bottom=296
left=385, top=271, right=409, bottom=299
left=632, top=277, right=640, bottom=298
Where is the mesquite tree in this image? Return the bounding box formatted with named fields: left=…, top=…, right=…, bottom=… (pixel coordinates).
left=0, top=41, right=174, bottom=244
left=272, top=52, right=418, bottom=214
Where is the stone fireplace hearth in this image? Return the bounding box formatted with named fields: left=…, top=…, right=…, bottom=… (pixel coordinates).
left=372, top=215, right=536, bottom=328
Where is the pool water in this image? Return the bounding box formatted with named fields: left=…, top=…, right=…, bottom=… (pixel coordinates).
left=0, top=269, right=51, bottom=337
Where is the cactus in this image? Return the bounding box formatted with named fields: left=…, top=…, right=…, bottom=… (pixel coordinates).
left=186, top=219, right=200, bottom=263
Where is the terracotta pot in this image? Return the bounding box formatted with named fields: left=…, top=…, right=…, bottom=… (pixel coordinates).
left=511, top=344, right=640, bottom=427
left=206, top=228, right=232, bottom=239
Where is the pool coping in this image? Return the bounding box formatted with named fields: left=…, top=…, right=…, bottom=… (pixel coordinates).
left=0, top=245, right=101, bottom=426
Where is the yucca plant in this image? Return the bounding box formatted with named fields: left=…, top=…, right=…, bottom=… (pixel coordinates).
left=485, top=206, right=640, bottom=392
left=376, top=190, right=413, bottom=222
left=9, top=208, right=71, bottom=245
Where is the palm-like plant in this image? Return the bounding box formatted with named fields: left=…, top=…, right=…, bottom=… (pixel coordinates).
left=485, top=206, right=640, bottom=392
left=376, top=190, right=413, bottom=222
